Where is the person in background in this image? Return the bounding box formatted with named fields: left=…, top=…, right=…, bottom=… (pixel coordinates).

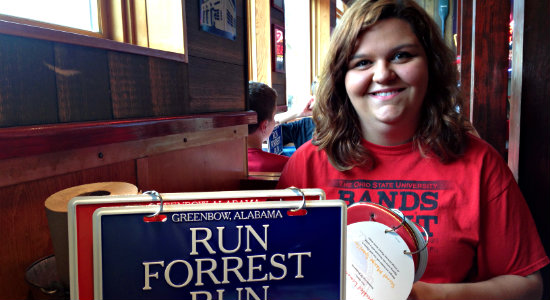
left=247, top=81, right=289, bottom=173
left=277, top=0, right=548, bottom=298
left=275, top=80, right=318, bottom=150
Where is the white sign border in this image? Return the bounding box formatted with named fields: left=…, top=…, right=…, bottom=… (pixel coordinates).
left=92, top=200, right=346, bottom=300
left=68, top=188, right=326, bottom=300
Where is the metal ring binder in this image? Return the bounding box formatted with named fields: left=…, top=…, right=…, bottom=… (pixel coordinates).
left=143, top=190, right=164, bottom=218
left=287, top=186, right=307, bottom=211
left=347, top=201, right=429, bottom=282
left=384, top=208, right=407, bottom=233
left=404, top=222, right=429, bottom=255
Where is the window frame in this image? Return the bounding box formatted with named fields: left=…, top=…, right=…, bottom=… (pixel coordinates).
left=0, top=0, right=188, bottom=62
left=0, top=12, right=103, bottom=38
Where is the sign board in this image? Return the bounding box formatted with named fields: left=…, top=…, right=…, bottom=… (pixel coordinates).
left=68, top=189, right=326, bottom=300
left=267, top=125, right=283, bottom=155
left=199, top=0, right=237, bottom=40
left=93, top=201, right=346, bottom=299
left=272, top=24, right=285, bottom=73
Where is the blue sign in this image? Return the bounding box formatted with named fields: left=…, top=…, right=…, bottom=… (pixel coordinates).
left=267, top=125, right=283, bottom=155
left=200, top=0, right=237, bottom=40
left=93, top=201, right=346, bottom=299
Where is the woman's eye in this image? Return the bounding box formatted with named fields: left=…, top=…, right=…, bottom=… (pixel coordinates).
left=392, top=52, right=413, bottom=62
left=353, top=59, right=371, bottom=68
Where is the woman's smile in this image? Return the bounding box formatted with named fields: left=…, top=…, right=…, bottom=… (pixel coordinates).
left=368, top=87, right=406, bottom=100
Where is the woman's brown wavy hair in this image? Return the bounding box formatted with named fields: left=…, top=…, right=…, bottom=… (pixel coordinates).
left=313, top=0, right=471, bottom=171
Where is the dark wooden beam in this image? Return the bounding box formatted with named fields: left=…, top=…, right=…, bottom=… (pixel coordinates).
left=458, top=0, right=472, bottom=118
left=509, top=0, right=550, bottom=297
left=470, top=0, right=510, bottom=158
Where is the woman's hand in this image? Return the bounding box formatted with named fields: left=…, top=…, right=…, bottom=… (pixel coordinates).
left=408, top=281, right=440, bottom=300
left=408, top=272, right=543, bottom=300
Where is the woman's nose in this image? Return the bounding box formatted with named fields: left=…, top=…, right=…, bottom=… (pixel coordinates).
left=372, top=62, right=396, bottom=83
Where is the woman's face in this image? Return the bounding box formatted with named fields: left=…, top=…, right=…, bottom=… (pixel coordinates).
left=344, top=18, right=428, bottom=144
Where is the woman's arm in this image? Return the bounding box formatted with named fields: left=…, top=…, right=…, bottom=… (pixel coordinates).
left=408, top=271, right=543, bottom=300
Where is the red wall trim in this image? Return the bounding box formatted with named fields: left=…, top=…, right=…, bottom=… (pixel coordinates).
left=0, top=111, right=257, bottom=160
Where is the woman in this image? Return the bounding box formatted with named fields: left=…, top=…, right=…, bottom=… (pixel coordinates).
left=277, top=0, right=548, bottom=298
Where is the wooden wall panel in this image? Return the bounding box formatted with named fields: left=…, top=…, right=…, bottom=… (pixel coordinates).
left=54, top=44, right=112, bottom=122
left=272, top=71, right=287, bottom=106
left=330, top=0, right=336, bottom=29
left=108, top=52, right=153, bottom=119
left=270, top=5, right=284, bottom=21
left=0, top=0, right=249, bottom=128
left=470, top=0, right=510, bottom=157
left=271, top=1, right=286, bottom=107
left=314, top=0, right=331, bottom=80
left=459, top=0, right=472, bottom=117
left=0, top=34, right=58, bottom=127
left=184, top=0, right=247, bottom=114
left=136, top=138, right=247, bottom=192
left=510, top=0, right=550, bottom=297
left=250, top=0, right=272, bottom=85
left=186, top=0, right=245, bottom=65
left=0, top=161, right=137, bottom=299
left=187, top=56, right=246, bottom=113
left=149, top=57, right=189, bottom=116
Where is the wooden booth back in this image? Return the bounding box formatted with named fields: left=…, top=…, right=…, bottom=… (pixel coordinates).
left=0, top=0, right=253, bottom=298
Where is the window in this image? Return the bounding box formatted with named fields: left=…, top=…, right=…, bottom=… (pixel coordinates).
left=0, top=0, right=187, bottom=60
left=100, top=0, right=186, bottom=54
left=336, top=0, right=347, bottom=25
left=0, top=0, right=101, bottom=36
left=0, top=0, right=99, bottom=32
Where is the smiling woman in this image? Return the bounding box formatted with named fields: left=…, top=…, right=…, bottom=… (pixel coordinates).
left=276, top=0, right=548, bottom=299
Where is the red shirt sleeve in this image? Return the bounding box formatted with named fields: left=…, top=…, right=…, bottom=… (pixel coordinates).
left=475, top=152, right=549, bottom=280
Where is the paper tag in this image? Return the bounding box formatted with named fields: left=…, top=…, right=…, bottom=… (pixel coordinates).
left=346, top=221, right=414, bottom=300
